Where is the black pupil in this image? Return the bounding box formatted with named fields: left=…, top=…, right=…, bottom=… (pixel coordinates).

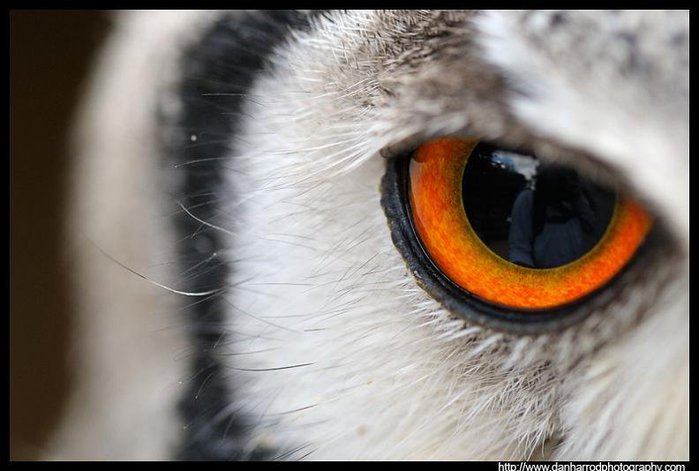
left=462, top=143, right=616, bottom=269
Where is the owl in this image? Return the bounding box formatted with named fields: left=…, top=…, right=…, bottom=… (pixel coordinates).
left=47, top=10, right=688, bottom=460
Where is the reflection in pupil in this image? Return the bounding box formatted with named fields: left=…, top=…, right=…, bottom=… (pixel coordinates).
left=462, top=143, right=616, bottom=269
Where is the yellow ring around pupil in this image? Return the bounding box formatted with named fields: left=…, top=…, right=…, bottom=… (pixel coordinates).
left=409, top=137, right=652, bottom=311
left=460, top=146, right=621, bottom=272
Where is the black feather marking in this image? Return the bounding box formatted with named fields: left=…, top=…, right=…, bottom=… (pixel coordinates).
left=161, top=11, right=321, bottom=460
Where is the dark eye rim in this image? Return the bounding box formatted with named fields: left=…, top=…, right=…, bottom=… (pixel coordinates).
left=380, top=149, right=661, bottom=335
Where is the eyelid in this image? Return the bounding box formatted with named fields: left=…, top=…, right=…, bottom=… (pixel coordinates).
left=379, top=133, right=430, bottom=160
left=381, top=136, right=659, bottom=334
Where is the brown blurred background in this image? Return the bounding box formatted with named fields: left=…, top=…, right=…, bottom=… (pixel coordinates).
left=10, top=10, right=110, bottom=460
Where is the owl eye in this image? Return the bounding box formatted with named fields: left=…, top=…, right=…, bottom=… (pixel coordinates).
left=381, top=137, right=654, bottom=332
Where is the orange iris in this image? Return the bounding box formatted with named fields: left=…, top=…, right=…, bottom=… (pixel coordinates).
left=408, top=137, right=652, bottom=311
